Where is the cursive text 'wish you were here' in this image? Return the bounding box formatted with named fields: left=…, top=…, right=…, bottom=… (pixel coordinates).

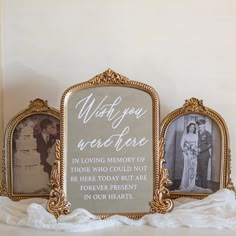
left=75, top=93, right=149, bottom=151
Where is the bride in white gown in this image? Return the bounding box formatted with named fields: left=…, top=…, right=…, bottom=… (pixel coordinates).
left=179, top=121, right=199, bottom=192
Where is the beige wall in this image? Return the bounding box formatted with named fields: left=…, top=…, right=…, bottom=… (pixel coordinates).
left=2, top=1, right=236, bottom=183
left=0, top=0, right=3, bottom=178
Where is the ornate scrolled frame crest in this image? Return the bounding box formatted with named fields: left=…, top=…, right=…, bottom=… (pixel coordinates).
left=160, top=97, right=235, bottom=199
left=3, top=98, right=60, bottom=200
left=47, top=69, right=173, bottom=219
left=180, top=98, right=207, bottom=113
left=89, top=68, right=129, bottom=85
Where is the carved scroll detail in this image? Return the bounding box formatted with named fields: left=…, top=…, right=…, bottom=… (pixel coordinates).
left=27, top=98, right=50, bottom=112
left=47, top=140, right=70, bottom=218
left=181, top=97, right=207, bottom=113
left=89, top=69, right=129, bottom=84
left=149, top=138, right=173, bottom=213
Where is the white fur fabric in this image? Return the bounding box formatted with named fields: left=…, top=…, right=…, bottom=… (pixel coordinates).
left=0, top=189, right=236, bottom=232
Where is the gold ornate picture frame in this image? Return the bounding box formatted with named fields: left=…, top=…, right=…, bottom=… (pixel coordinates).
left=160, top=98, right=235, bottom=199
left=47, top=69, right=173, bottom=219
left=2, top=99, right=60, bottom=200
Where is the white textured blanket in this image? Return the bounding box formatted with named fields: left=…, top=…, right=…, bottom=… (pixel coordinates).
left=0, top=189, right=236, bottom=232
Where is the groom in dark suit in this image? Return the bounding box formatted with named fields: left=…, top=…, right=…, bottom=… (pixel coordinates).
left=36, top=118, right=56, bottom=177
left=196, top=119, right=212, bottom=188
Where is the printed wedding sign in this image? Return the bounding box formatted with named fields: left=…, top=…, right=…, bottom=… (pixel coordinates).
left=64, top=86, right=154, bottom=214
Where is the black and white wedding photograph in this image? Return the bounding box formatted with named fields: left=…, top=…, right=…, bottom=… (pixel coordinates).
left=12, top=114, right=59, bottom=194
left=164, top=114, right=221, bottom=194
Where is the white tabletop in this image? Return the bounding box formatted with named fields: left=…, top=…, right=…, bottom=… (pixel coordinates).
left=1, top=189, right=236, bottom=235
left=1, top=223, right=236, bottom=236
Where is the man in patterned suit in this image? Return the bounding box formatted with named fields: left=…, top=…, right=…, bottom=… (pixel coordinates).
left=36, top=118, right=57, bottom=177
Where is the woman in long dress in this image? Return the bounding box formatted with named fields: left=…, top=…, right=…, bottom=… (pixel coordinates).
left=179, top=121, right=199, bottom=192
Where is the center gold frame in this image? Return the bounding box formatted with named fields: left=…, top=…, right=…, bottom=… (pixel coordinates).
left=47, top=69, right=173, bottom=219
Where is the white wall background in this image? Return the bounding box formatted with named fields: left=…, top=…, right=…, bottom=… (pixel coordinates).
left=0, top=0, right=3, bottom=175
left=1, top=0, right=236, bottom=183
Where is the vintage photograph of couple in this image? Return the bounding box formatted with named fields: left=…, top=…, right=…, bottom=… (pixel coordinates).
left=165, top=114, right=221, bottom=194
left=12, top=114, right=59, bottom=194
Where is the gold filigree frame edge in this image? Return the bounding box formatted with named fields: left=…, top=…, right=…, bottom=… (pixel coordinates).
left=47, top=140, right=70, bottom=218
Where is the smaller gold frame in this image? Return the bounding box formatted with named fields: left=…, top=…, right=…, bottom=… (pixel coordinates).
left=47, top=69, right=173, bottom=219
left=160, top=98, right=235, bottom=199
left=2, top=99, right=60, bottom=200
